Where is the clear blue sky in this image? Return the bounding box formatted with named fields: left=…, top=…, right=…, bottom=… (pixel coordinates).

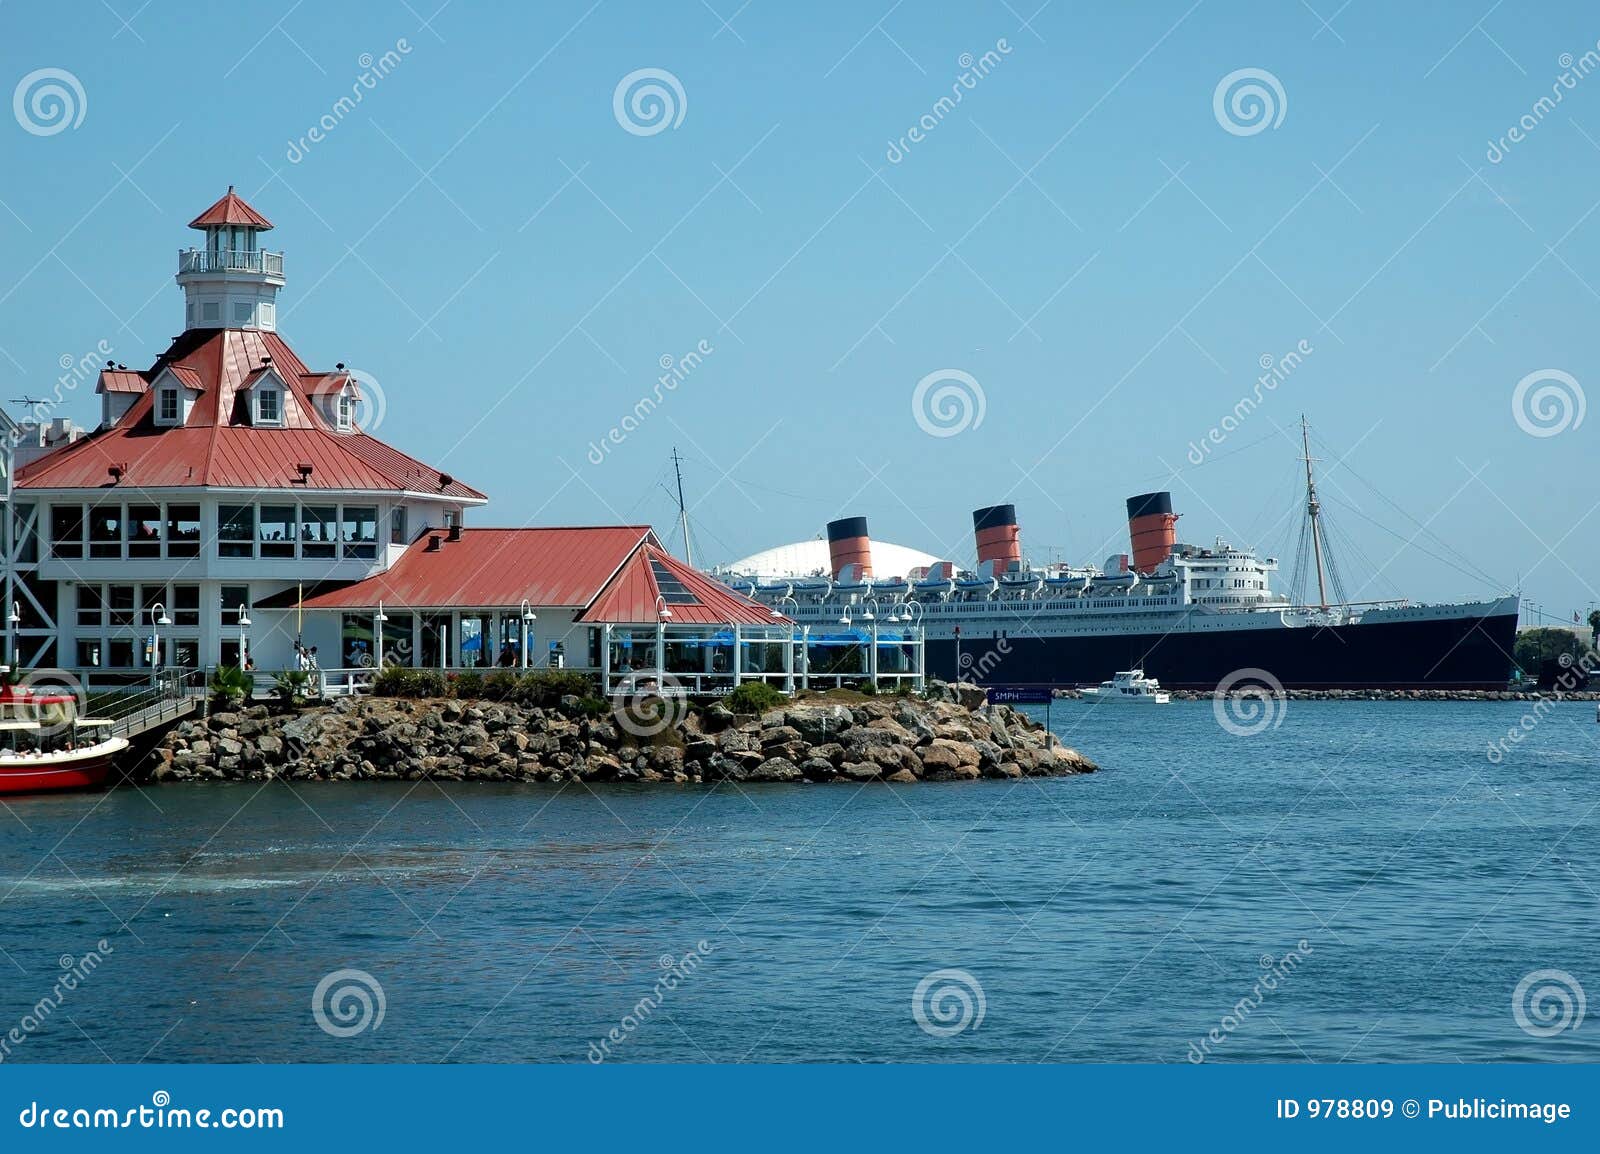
left=2, top=1, right=1597, bottom=619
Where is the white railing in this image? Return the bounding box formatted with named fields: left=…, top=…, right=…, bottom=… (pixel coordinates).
left=177, top=249, right=285, bottom=277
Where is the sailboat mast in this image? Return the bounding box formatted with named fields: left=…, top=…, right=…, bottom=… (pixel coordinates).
left=1300, top=416, right=1328, bottom=609
left=671, top=446, right=693, bottom=567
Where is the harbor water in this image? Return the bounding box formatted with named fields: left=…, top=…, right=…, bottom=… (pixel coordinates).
left=0, top=699, right=1595, bottom=1063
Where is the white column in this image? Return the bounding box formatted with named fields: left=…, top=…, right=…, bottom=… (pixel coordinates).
left=601, top=623, right=612, bottom=691
left=869, top=619, right=879, bottom=688
left=783, top=627, right=794, bottom=692
left=800, top=625, right=810, bottom=691
left=732, top=622, right=742, bottom=686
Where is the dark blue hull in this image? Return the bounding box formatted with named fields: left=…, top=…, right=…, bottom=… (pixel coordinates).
left=927, top=610, right=1520, bottom=690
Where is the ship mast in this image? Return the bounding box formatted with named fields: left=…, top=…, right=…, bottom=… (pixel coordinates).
left=671, top=446, right=693, bottom=566
left=1300, top=415, right=1329, bottom=610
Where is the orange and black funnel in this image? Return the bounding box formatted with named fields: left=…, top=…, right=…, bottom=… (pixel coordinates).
left=972, top=504, right=1022, bottom=571
left=1125, top=491, right=1179, bottom=574
left=826, top=516, right=873, bottom=580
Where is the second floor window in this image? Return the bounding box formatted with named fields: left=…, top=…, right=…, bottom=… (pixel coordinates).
left=257, top=389, right=281, bottom=424
left=158, top=389, right=179, bottom=423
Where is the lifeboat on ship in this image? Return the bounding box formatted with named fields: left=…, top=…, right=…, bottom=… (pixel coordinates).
left=0, top=673, right=126, bottom=795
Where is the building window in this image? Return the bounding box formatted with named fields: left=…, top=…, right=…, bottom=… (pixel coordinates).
left=89, top=505, right=122, bottom=558
left=302, top=506, right=336, bottom=559
left=342, top=506, right=377, bottom=559
left=127, top=504, right=162, bottom=557
left=390, top=506, right=407, bottom=545
left=256, top=388, right=281, bottom=425
left=167, top=504, right=201, bottom=557
left=173, top=584, right=200, bottom=628
left=221, top=585, right=251, bottom=619
left=201, top=301, right=220, bottom=322
left=218, top=504, right=255, bottom=558
left=77, top=585, right=103, bottom=628
left=107, top=585, right=135, bottom=628
left=75, top=640, right=103, bottom=668
left=260, top=504, right=297, bottom=558
left=233, top=301, right=252, bottom=324
left=50, top=505, right=84, bottom=559
left=337, top=391, right=354, bottom=431
left=158, top=388, right=179, bottom=424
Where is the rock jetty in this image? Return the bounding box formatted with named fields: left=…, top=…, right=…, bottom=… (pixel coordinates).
left=143, top=680, right=1096, bottom=785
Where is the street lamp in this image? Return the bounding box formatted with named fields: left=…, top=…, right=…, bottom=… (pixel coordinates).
left=655, top=594, right=672, bottom=621
left=520, top=599, right=537, bottom=670
left=237, top=604, right=251, bottom=670
left=374, top=600, right=388, bottom=670
left=7, top=601, right=19, bottom=667
left=149, top=602, right=172, bottom=678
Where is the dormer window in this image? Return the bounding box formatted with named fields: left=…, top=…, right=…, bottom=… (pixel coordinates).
left=256, top=388, right=281, bottom=425
left=336, top=390, right=354, bottom=431
left=157, top=387, right=180, bottom=425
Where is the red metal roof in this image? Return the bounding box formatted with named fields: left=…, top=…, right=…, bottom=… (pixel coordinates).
left=581, top=544, right=787, bottom=626
left=188, top=187, right=273, bottom=230
left=16, top=328, right=484, bottom=499
left=285, top=527, right=657, bottom=610
left=96, top=370, right=147, bottom=394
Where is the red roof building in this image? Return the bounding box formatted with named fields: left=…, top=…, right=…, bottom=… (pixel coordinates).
left=1, top=190, right=796, bottom=691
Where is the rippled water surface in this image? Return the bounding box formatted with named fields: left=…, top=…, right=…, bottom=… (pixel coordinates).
left=1, top=700, right=1596, bottom=1063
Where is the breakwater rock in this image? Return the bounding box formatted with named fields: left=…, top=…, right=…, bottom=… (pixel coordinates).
left=144, top=682, right=1096, bottom=785
left=1051, top=687, right=1578, bottom=702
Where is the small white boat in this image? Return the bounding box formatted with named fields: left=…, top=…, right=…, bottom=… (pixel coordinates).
left=1080, top=669, right=1170, bottom=704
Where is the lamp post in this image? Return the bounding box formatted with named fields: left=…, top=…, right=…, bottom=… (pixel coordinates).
left=237, top=604, right=251, bottom=670
left=520, top=599, right=536, bottom=670
left=374, top=600, right=388, bottom=670
left=654, top=595, right=671, bottom=688
left=149, top=602, right=172, bottom=681
left=7, top=601, right=19, bottom=667
left=864, top=598, right=880, bottom=690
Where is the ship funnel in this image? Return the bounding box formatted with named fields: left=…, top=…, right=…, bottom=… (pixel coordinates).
left=826, top=516, right=873, bottom=581
left=972, top=504, right=1022, bottom=574
left=1125, top=491, right=1179, bottom=574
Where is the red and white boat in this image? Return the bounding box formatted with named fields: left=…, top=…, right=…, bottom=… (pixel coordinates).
left=0, top=677, right=126, bottom=795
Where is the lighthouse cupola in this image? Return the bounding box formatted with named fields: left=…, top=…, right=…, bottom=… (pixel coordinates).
left=175, top=186, right=284, bottom=332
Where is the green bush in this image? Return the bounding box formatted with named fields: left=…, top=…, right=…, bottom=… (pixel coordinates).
left=209, top=664, right=252, bottom=706
left=482, top=669, right=519, bottom=701
left=452, top=670, right=484, bottom=700
left=514, top=670, right=599, bottom=708
left=727, top=681, right=786, bottom=714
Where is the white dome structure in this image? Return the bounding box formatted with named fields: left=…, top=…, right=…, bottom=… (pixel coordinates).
left=724, top=538, right=943, bottom=580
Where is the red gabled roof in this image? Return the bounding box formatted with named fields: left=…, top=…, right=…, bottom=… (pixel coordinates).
left=16, top=328, right=484, bottom=499
left=282, top=527, right=657, bottom=610
left=581, top=544, right=786, bottom=626
left=188, top=186, right=273, bottom=230
left=96, top=370, right=147, bottom=394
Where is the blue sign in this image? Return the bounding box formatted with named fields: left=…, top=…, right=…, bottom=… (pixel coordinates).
left=987, top=686, right=1051, bottom=704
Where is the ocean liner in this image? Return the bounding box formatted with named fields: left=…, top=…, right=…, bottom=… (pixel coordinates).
left=719, top=424, right=1519, bottom=690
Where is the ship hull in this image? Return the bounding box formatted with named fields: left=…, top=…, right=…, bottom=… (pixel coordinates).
left=925, top=609, right=1520, bottom=690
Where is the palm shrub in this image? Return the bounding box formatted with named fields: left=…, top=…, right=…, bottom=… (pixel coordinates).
left=272, top=669, right=310, bottom=708
left=209, top=664, right=252, bottom=709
